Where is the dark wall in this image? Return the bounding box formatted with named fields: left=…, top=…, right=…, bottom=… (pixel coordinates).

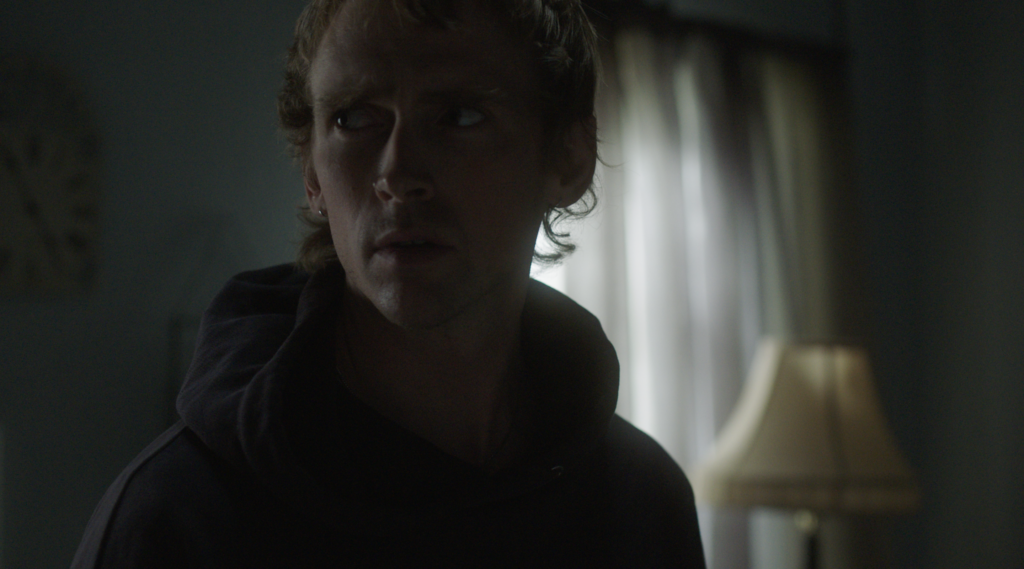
left=0, top=1, right=305, bottom=566
left=849, top=0, right=1024, bottom=567
left=911, top=1, right=1023, bottom=566
left=646, top=0, right=837, bottom=42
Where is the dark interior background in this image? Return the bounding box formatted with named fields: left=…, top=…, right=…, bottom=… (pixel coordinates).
left=1, top=0, right=1021, bottom=567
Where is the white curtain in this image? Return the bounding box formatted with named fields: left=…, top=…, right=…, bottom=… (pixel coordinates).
left=532, top=24, right=858, bottom=569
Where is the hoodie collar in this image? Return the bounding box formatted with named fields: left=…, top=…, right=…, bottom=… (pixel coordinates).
left=178, top=263, right=619, bottom=529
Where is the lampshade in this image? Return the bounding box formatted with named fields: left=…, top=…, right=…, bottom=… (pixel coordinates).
left=692, top=338, right=920, bottom=513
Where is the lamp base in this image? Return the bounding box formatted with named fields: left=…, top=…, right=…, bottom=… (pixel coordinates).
left=795, top=509, right=820, bottom=569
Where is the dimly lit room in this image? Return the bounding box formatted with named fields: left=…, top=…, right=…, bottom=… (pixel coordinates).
left=1, top=0, right=1021, bottom=567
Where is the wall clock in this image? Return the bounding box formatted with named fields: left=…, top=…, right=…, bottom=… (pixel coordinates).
left=0, top=54, right=101, bottom=296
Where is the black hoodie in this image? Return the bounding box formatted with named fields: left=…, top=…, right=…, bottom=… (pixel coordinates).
left=72, top=264, right=706, bottom=568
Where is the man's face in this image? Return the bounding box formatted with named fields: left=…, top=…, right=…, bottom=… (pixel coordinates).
left=306, top=0, right=566, bottom=330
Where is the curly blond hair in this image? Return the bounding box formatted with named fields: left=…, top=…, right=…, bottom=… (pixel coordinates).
left=278, top=0, right=599, bottom=272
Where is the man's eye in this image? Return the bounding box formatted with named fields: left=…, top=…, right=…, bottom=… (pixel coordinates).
left=444, top=107, right=485, bottom=127
left=335, top=108, right=377, bottom=131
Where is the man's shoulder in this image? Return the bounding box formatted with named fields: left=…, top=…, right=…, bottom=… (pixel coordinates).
left=71, top=423, right=272, bottom=568
left=592, top=415, right=708, bottom=568
left=204, top=263, right=310, bottom=319
left=601, top=414, right=695, bottom=498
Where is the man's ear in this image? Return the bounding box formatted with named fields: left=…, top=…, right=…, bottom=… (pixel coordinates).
left=304, top=162, right=324, bottom=213
left=546, top=115, right=598, bottom=208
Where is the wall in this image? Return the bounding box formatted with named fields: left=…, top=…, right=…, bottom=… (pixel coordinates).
left=911, top=0, right=1023, bottom=566
left=646, top=0, right=837, bottom=43
left=0, top=1, right=305, bottom=566
left=849, top=0, right=1024, bottom=567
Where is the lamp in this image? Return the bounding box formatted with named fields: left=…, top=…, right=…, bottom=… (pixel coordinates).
left=692, top=338, right=920, bottom=568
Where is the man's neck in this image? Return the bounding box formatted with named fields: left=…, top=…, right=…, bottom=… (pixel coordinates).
left=335, top=287, right=525, bottom=469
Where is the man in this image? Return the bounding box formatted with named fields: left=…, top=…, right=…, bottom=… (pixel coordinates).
left=72, top=0, right=706, bottom=566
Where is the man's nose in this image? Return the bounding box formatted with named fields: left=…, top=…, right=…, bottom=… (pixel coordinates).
left=374, top=120, right=435, bottom=204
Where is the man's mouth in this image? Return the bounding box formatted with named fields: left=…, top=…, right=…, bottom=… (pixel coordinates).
left=374, top=231, right=454, bottom=266
left=375, top=228, right=451, bottom=250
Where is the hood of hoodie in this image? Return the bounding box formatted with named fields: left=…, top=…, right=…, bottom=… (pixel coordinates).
left=177, top=263, right=619, bottom=532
